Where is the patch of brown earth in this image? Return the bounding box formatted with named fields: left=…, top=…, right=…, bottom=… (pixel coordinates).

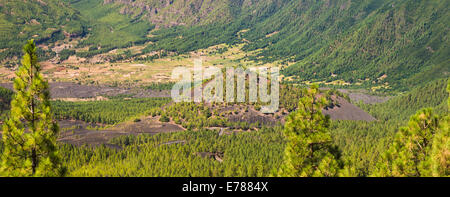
left=322, top=97, right=376, bottom=121
left=57, top=117, right=184, bottom=146
left=338, top=89, right=390, bottom=104
left=0, top=82, right=170, bottom=98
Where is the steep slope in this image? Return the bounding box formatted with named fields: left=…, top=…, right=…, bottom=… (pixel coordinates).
left=362, top=78, right=449, bottom=121
left=68, top=0, right=154, bottom=49
left=0, top=0, right=448, bottom=92
left=0, top=0, right=85, bottom=61
left=132, top=0, right=449, bottom=91
left=276, top=0, right=449, bottom=91
left=102, top=0, right=234, bottom=27
left=101, top=0, right=292, bottom=27
left=323, top=97, right=376, bottom=121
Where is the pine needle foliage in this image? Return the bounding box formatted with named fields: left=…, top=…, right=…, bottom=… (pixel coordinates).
left=278, top=84, right=343, bottom=177
left=1, top=40, right=65, bottom=177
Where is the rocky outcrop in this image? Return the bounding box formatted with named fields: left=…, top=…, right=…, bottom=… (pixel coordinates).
left=102, top=0, right=232, bottom=28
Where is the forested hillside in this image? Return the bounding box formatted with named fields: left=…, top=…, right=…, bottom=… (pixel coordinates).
left=0, top=0, right=85, bottom=61
left=125, top=0, right=449, bottom=91
left=0, top=0, right=448, bottom=178
left=102, top=0, right=234, bottom=27
left=277, top=0, right=449, bottom=91
left=363, top=78, right=449, bottom=121
left=1, top=0, right=447, bottom=91
left=67, top=0, right=154, bottom=50
left=0, top=86, right=12, bottom=119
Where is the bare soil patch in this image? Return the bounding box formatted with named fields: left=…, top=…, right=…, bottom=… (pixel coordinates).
left=57, top=117, right=184, bottom=146
left=323, top=97, right=376, bottom=121
left=217, top=104, right=282, bottom=126
left=0, top=82, right=170, bottom=99
left=338, top=89, right=390, bottom=104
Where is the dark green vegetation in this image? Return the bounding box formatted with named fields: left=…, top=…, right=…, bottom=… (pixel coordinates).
left=1, top=78, right=448, bottom=177
left=279, top=85, right=344, bottom=177
left=67, top=0, right=154, bottom=52
left=141, top=0, right=449, bottom=91
left=0, top=0, right=448, bottom=177
left=60, top=128, right=284, bottom=176
left=259, top=0, right=449, bottom=91
left=52, top=98, right=170, bottom=124
left=2, top=0, right=447, bottom=91
left=35, top=78, right=446, bottom=177
left=363, top=79, right=449, bottom=121
left=0, top=0, right=154, bottom=63
left=159, top=102, right=227, bottom=130
left=373, top=108, right=447, bottom=177
left=59, top=49, right=76, bottom=61
left=0, top=0, right=84, bottom=61
left=330, top=79, right=449, bottom=176
left=0, top=86, right=13, bottom=119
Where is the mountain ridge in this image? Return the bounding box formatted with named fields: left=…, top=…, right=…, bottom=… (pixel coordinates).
left=0, top=0, right=448, bottom=91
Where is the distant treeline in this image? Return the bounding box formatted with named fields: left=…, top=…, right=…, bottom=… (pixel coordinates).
left=52, top=98, right=170, bottom=124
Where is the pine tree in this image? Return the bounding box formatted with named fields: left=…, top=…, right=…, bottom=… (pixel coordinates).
left=430, top=119, right=449, bottom=176
left=374, top=108, right=440, bottom=177
left=374, top=81, right=450, bottom=177
left=430, top=81, right=449, bottom=176
left=278, top=84, right=343, bottom=177
left=0, top=40, right=65, bottom=177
